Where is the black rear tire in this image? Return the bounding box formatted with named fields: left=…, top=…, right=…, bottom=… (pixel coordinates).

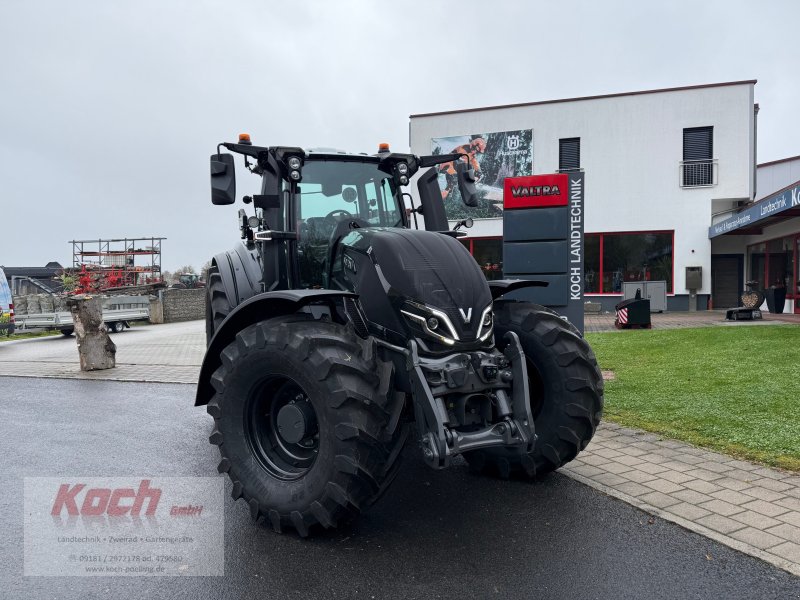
left=464, top=303, right=603, bottom=479
left=208, top=315, right=407, bottom=536
left=205, top=267, right=231, bottom=345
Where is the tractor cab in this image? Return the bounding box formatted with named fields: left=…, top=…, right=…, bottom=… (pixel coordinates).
left=292, top=154, right=406, bottom=288
left=209, top=136, right=480, bottom=292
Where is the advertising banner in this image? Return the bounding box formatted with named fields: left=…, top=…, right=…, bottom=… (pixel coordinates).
left=431, top=129, right=533, bottom=219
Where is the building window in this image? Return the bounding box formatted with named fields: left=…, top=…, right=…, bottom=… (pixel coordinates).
left=748, top=243, right=766, bottom=288
left=585, top=234, right=600, bottom=293
left=585, top=232, right=673, bottom=294
left=462, top=233, right=673, bottom=291
left=460, top=237, right=504, bottom=280
left=748, top=234, right=798, bottom=298
left=681, top=126, right=715, bottom=187
left=559, top=137, right=580, bottom=172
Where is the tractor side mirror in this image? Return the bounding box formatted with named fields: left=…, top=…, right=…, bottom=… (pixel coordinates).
left=455, top=160, right=479, bottom=207
left=210, top=153, right=236, bottom=205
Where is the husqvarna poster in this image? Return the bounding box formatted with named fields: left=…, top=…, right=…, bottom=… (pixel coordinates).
left=430, top=129, right=533, bottom=219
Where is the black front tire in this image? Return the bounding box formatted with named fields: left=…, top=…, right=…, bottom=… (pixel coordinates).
left=465, top=303, right=603, bottom=479
left=208, top=315, right=407, bottom=536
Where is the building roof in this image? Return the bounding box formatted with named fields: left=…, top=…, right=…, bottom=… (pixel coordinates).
left=410, top=80, right=758, bottom=119
left=758, top=154, right=800, bottom=168
left=1, top=263, right=64, bottom=278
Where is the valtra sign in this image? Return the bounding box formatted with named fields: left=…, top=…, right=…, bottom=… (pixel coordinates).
left=501, top=172, right=585, bottom=334
left=503, top=173, right=569, bottom=209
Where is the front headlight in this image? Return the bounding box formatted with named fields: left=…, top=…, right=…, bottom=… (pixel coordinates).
left=401, top=302, right=459, bottom=346
left=401, top=302, right=493, bottom=346
left=478, top=306, right=493, bottom=342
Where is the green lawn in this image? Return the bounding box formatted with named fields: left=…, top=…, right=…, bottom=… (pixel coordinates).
left=585, top=325, right=800, bottom=471
left=0, top=330, right=60, bottom=342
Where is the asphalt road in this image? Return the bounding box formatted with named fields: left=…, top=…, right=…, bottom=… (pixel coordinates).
left=1, top=376, right=797, bottom=600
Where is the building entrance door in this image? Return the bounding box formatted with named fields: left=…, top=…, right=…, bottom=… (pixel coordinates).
left=711, top=254, right=742, bottom=309
left=796, top=237, right=800, bottom=314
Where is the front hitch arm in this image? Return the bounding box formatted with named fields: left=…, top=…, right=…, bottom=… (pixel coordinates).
left=407, top=334, right=537, bottom=469
left=503, top=331, right=536, bottom=452
left=407, top=340, right=451, bottom=469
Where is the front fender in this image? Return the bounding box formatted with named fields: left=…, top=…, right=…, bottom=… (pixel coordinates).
left=212, top=243, right=263, bottom=309
left=195, top=289, right=357, bottom=406
left=487, top=279, right=548, bottom=300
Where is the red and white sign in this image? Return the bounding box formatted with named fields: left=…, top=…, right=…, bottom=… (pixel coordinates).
left=616, top=308, right=629, bottom=325
left=503, top=173, right=569, bottom=210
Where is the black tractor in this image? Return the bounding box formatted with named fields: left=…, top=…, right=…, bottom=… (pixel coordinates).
left=197, top=135, right=603, bottom=536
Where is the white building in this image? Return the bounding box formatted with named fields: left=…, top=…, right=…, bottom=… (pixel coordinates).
left=409, top=80, right=788, bottom=312
left=710, top=153, right=800, bottom=313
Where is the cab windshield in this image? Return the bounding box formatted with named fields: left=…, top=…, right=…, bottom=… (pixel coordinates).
left=295, top=159, right=403, bottom=228
left=294, top=159, right=405, bottom=288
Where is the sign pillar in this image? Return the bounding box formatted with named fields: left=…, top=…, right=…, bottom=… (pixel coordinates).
left=502, top=172, right=585, bottom=333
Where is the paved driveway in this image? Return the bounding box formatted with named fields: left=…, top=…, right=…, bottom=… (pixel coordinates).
left=0, top=320, right=204, bottom=383
left=585, top=310, right=800, bottom=333
left=2, top=319, right=799, bottom=582
left=2, top=377, right=798, bottom=599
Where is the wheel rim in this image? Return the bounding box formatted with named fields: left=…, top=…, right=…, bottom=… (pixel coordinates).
left=245, top=376, right=320, bottom=481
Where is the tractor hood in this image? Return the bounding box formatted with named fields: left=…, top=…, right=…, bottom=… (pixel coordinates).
left=336, top=228, right=493, bottom=346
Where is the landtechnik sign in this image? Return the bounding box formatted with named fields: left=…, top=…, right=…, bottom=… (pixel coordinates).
left=709, top=183, right=800, bottom=238
left=502, top=172, right=585, bottom=333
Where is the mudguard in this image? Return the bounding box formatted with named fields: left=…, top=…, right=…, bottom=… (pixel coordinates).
left=212, top=243, right=264, bottom=309
left=488, top=279, right=549, bottom=301
left=195, top=289, right=357, bottom=406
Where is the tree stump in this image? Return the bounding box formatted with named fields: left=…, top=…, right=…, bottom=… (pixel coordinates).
left=66, top=295, right=116, bottom=371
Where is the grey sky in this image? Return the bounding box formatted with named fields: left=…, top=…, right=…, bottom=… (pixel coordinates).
left=1, top=0, right=798, bottom=270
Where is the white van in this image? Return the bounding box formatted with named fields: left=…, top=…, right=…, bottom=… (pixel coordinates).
left=0, top=268, right=14, bottom=335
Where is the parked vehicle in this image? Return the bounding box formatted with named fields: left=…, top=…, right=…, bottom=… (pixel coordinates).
left=0, top=268, right=15, bottom=335
left=14, top=295, right=150, bottom=335
left=171, top=273, right=205, bottom=289
left=197, top=136, right=603, bottom=536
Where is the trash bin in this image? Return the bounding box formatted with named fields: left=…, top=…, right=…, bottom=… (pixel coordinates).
left=775, top=287, right=787, bottom=314
left=765, top=287, right=786, bottom=314
left=615, top=297, right=651, bottom=329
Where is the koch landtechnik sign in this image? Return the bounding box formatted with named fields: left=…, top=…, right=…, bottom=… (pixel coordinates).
left=709, top=183, right=800, bottom=238
left=501, top=172, right=585, bottom=334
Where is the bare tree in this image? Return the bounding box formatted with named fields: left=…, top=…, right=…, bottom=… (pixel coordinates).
left=200, top=260, right=212, bottom=282
left=176, top=265, right=196, bottom=275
